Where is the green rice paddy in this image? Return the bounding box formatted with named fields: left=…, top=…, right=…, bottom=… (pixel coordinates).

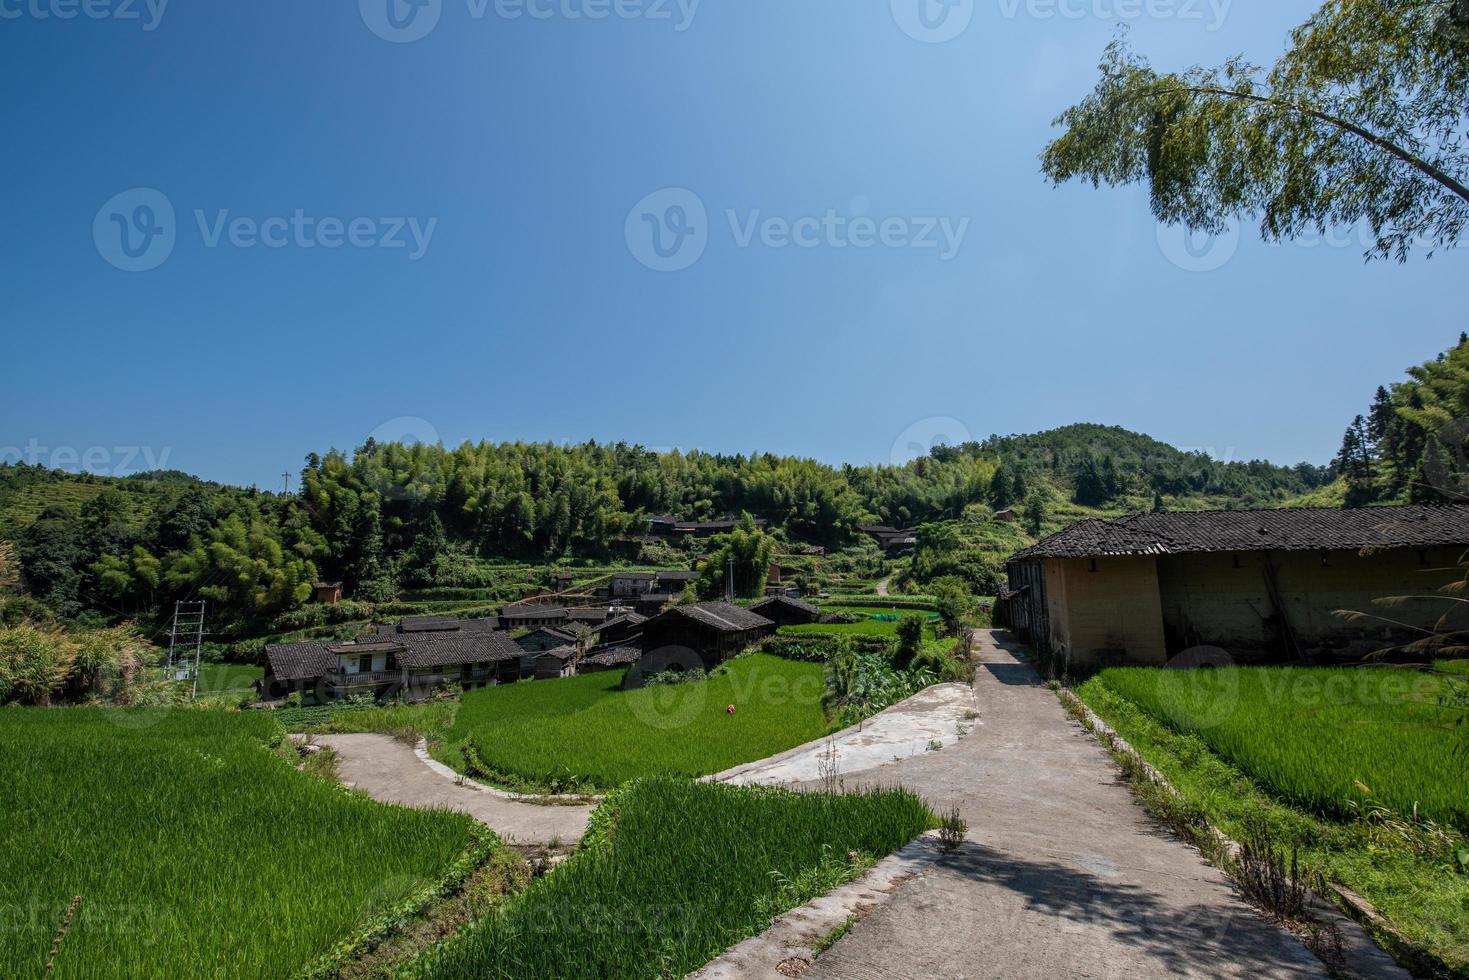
left=0, top=709, right=476, bottom=978
left=443, top=654, right=831, bottom=790
left=407, top=776, right=935, bottom=978
left=1090, top=665, right=1467, bottom=830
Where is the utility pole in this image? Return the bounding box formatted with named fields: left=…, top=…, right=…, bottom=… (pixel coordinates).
left=726, top=556, right=735, bottom=603
left=281, top=472, right=291, bottom=495
left=165, top=600, right=209, bottom=699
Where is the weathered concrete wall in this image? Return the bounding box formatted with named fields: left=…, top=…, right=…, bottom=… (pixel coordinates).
left=1044, top=556, right=1168, bottom=666
left=1156, top=546, right=1463, bottom=661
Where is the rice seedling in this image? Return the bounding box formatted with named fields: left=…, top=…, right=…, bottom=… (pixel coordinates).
left=0, top=709, right=476, bottom=978
left=1095, top=666, right=1466, bottom=831
left=442, top=654, right=830, bottom=791
left=405, top=776, right=935, bottom=978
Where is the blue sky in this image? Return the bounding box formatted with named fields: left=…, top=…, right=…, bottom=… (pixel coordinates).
left=1, top=0, right=1462, bottom=487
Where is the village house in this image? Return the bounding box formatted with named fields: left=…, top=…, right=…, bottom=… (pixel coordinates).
left=858, top=525, right=920, bottom=554
left=609, top=571, right=657, bottom=598
left=595, top=612, right=647, bottom=647
left=515, top=625, right=580, bottom=653
left=498, top=605, right=569, bottom=631
left=313, top=581, right=343, bottom=605
left=525, top=644, right=580, bottom=680
left=261, top=615, right=524, bottom=702
left=580, top=645, right=642, bottom=674
left=638, top=602, right=776, bottom=670
left=647, top=516, right=768, bottom=537
left=750, top=595, right=821, bottom=627
left=998, top=504, right=1469, bottom=669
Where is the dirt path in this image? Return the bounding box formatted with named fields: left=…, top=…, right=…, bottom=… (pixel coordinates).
left=316, top=733, right=594, bottom=846
left=875, top=576, right=892, bottom=597
left=797, top=631, right=1328, bottom=979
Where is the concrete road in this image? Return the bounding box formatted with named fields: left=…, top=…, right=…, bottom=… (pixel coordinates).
left=315, top=733, right=594, bottom=846
left=800, top=631, right=1326, bottom=980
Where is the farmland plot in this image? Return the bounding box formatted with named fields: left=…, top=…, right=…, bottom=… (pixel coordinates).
left=0, top=710, right=475, bottom=979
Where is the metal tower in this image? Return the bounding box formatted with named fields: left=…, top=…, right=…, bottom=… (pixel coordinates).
left=165, top=600, right=208, bottom=698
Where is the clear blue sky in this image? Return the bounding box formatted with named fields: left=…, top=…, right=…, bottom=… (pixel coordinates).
left=2, top=0, right=1463, bottom=487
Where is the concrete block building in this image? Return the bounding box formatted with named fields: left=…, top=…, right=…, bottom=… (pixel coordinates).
left=999, top=505, right=1469, bottom=668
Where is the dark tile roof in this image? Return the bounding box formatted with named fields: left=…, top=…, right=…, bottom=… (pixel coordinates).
left=396, top=631, right=524, bottom=669
left=263, top=642, right=337, bottom=682
left=657, top=602, right=775, bottom=633
left=598, top=613, right=648, bottom=630
left=329, top=640, right=404, bottom=655
left=566, top=608, right=610, bottom=623
left=611, top=571, right=657, bottom=581
left=1010, top=505, right=1469, bottom=561
left=526, top=625, right=579, bottom=642
left=399, top=615, right=463, bottom=633
left=500, top=606, right=568, bottom=620
left=535, top=644, right=579, bottom=662
left=751, top=595, right=820, bottom=617
left=655, top=570, right=699, bottom=581
left=584, top=646, right=641, bottom=667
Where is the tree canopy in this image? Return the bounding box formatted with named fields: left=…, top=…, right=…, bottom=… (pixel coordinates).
left=1043, top=0, right=1469, bottom=261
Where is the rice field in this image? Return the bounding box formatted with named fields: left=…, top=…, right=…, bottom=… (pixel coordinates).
left=0, top=709, right=477, bottom=978
left=1090, top=665, right=1467, bottom=830
left=443, top=654, right=830, bottom=790
left=406, top=776, right=935, bottom=978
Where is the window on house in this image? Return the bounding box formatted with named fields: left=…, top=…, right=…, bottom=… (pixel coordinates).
left=358, top=655, right=372, bottom=673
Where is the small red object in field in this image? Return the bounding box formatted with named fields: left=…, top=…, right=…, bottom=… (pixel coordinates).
left=726, top=704, right=736, bottom=714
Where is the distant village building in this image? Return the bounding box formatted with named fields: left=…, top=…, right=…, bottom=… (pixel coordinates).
left=639, top=602, right=775, bottom=670
left=858, top=525, right=920, bottom=554
left=595, top=612, right=647, bottom=648
left=552, top=572, right=576, bottom=592
left=261, top=615, right=522, bottom=701
left=498, top=605, right=569, bottom=631
left=580, top=646, right=642, bottom=674
left=525, top=644, right=579, bottom=680
left=749, top=595, right=821, bottom=627
left=516, top=625, right=580, bottom=653
left=647, top=516, right=768, bottom=538
left=313, top=582, right=343, bottom=605
left=998, top=505, right=1469, bottom=669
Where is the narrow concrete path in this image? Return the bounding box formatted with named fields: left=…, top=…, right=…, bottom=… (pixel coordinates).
left=875, top=576, right=892, bottom=597
left=799, top=631, right=1326, bottom=980
left=709, top=682, right=977, bottom=786
left=316, top=734, right=593, bottom=846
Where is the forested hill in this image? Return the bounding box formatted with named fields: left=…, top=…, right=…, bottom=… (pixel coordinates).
left=0, top=427, right=1329, bottom=632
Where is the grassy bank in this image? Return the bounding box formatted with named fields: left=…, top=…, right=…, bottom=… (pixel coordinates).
left=1074, top=671, right=1469, bottom=974
left=440, top=655, right=829, bottom=792
left=0, top=709, right=477, bottom=978
left=405, top=776, right=935, bottom=978
left=1093, top=664, right=1466, bottom=829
